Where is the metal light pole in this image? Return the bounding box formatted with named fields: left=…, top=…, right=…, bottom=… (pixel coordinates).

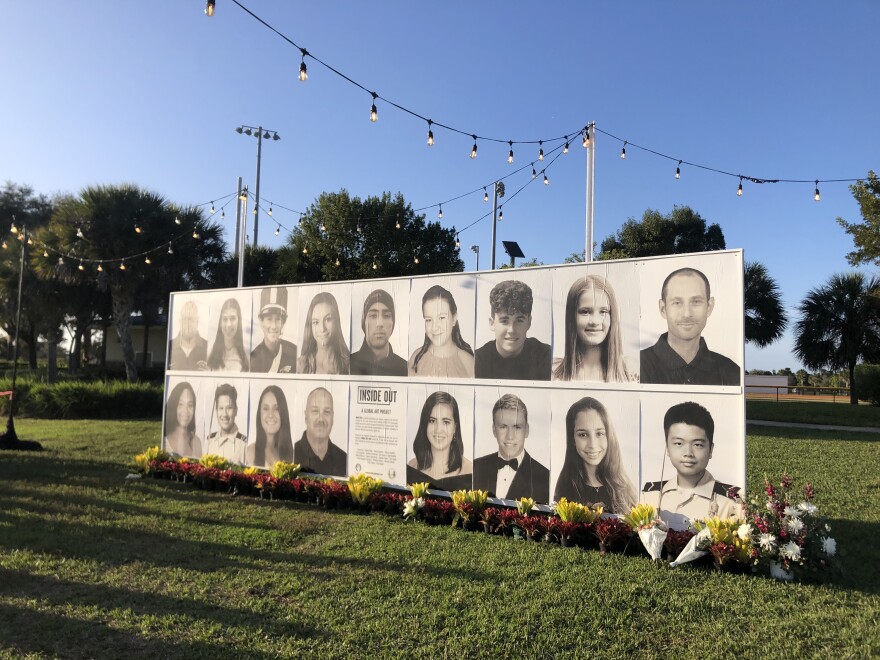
left=235, top=125, right=280, bottom=248
left=490, top=181, right=505, bottom=269
left=585, top=122, right=596, bottom=263
left=471, top=245, right=480, bottom=271
left=0, top=219, right=41, bottom=451
left=237, top=186, right=248, bottom=288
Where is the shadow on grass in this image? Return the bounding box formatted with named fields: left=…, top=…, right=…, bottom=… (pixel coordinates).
left=746, top=424, right=880, bottom=443
left=0, top=569, right=324, bottom=658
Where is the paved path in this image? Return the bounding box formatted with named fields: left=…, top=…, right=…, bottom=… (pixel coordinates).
left=747, top=419, right=880, bottom=434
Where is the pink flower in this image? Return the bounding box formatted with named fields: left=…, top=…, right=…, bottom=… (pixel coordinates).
left=804, top=482, right=815, bottom=501
left=781, top=473, right=793, bottom=489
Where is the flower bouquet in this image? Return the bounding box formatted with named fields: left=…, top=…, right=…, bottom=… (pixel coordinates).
left=741, top=473, right=836, bottom=581
left=623, top=503, right=667, bottom=561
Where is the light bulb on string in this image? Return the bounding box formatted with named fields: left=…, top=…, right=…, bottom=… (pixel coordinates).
left=27, top=237, right=33, bottom=245
left=507, top=141, right=514, bottom=164
left=43, top=249, right=49, bottom=257
left=498, top=207, right=503, bottom=221
left=76, top=227, right=85, bottom=239
left=221, top=209, right=225, bottom=220
left=134, top=224, right=142, bottom=234
left=483, top=187, right=489, bottom=202
left=582, top=129, right=590, bottom=148
left=302, top=246, right=308, bottom=254
left=470, top=135, right=478, bottom=159
left=17, top=233, right=24, bottom=242
left=370, top=92, right=378, bottom=122
left=438, top=205, right=443, bottom=220
left=57, top=256, right=64, bottom=266
left=531, top=166, right=537, bottom=180
left=1, top=241, right=7, bottom=249
left=620, top=141, right=627, bottom=159
left=563, top=141, right=569, bottom=154
left=10, top=221, right=18, bottom=234
left=335, top=257, right=340, bottom=266
left=205, top=0, right=215, bottom=16
left=395, top=216, right=401, bottom=229
left=814, top=180, right=821, bottom=202
left=174, top=216, right=181, bottom=225
left=97, top=262, right=103, bottom=272
left=145, top=256, right=151, bottom=265
left=455, top=235, right=460, bottom=248
left=167, top=244, right=173, bottom=255
left=78, top=260, right=84, bottom=271
left=538, top=141, right=544, bottom=161
left=268, top=206, right=273, bottom=216
left=543, top=172, right=549, bottom=186
left=299, top=48, right=309, bottom=81
left=274, top=226, right=280, bottom=236
left=192, top=229, right=200, bottom=239
left=414, top=256, right=419, bottom=264
left=737, top=177, right=743, bottom=196
left=372, top=261, right=378, bottom=270
left=210, top=202, right=215, bottom=214
left=426, top=119, right=434, bottom=147
left=320, top=221, right=326, bottom=232
left=119, top=261, right=126, bottom=271
left=675, top=160, right=682, bottom=179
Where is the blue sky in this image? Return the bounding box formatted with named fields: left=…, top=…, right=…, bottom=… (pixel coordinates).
left=1, top=1, right=877, bottom=372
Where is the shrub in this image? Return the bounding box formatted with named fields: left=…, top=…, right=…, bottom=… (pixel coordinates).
left=0, top=378, right=163, bottom=419
left=854, top=364, right=880, bottom=405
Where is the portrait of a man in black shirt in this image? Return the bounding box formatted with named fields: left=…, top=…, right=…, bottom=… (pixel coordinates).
left=350, top=288, right=408, bottom=377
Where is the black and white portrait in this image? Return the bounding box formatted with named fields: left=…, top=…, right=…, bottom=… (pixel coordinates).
left=250, top=286, right=298, bottom=374
left=407, top=277, right=477, bottom=379
left=206, top=291, right=253, bottom=373
left=167, top=294, right=210, bottom=371
left=163, top=376, right=205, bottom=458
left=202, top=379, right=249, bottom=465
left=472, top=386, right=551, bottom=503
left=350, top=280, right=409, bottom=377
left=549, top=389, right=639, bottom=513
left=292, top=381, right=349, bottom=477
left=246, top=381, right=296, bottom=467
left=296, top=286, right=352, bottom=375
left=473, top=271, right=552, bottom=381
left=639, top=252, right=743, bottom=387
left=551, top=263, right=640, bottom=384
left=406, top=384, right=474, bottom=491
left=639, top=392, right=744, bottom=530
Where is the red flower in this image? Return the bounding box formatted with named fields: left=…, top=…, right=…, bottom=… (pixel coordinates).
left=804, top=482, right=815, bottom=501
left=781, top=473, right=793, bottom=489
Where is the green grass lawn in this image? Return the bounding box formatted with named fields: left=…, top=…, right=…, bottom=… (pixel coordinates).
left=1, top=419, right=878, bottom=658
left=747, top=399, right=880, bottom=427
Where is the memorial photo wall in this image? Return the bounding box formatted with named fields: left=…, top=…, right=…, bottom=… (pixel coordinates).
left=164, top=250, right=745, bottom=529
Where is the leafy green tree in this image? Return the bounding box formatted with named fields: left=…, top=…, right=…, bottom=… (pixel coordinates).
left=597, top=206, right=725, bottom=260
left=837, top=170, right=880, bottom=266
left=744, top=261, right=788, bottom=347
left=794, top=272, right=880, bottom=404
left=795, top=369, right=810, bottom=387
left=39, top=184, right=226, bottom=381
left=277, top=190, right=463, bottom=282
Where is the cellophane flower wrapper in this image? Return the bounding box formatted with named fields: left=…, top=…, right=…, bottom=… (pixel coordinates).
left=669, top=528, right=710, bottom=567
left=638, top=526, right=668, bottom=561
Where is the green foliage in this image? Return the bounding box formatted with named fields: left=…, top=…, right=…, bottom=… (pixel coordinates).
left=269, top=461, right=302, bottom=480
left=348, top=473, right=384, bottom=505
left=409, top=482, right=430, bottom=499
left=854, top=364, right=880, bottom=406
left=794, top=272, right=880, bottom=404
left=744, top=261, right=788, bottom=347
left=597, top=206, right=726, bottom=260
left=837, top=170, right=880, bottom=267
left=0, top=378, right=162, bottom=419
left=278, top=189, right=464, bottom=282
left=198, top=454, right=230, bottom=470
left=133, top=445, right=169, bottom=474
left=0, top=419, right=878, bottom=656
left=554, top=497, right=602, bottom=523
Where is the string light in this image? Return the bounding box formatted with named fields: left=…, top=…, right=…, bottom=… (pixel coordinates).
left=543, top=172, right=550, bottom=186
left=76, top=227, right=85, bottom=239
left=205, top=0, right=215, bottom=16
left=274, top=226, right=280, bottom=236
left=167, top=244, right=173, bottom=255
left=335, top=257, right=340, bottom=266
left=78, top=260, right=84, bottom=271
left=239, top=190, right=247, bottom=201
left=538, top=141, right=544, bottom=161
left=268, top=206, right=273, bottom=216
left=10, top=221, right=18, bottom=234
left=27, top=237, right=33, bottom=246
left=620, top=141, right=627, bottom=159
left=438, top=205, right=443, bottom=219
left=192, top=229, right=200, bottom=239
left=426, top=120, right=434, bottom=147
left=507, top=141, right=514, bottom=164
left=43, top=249, right=48, bottom=258
left=814, top=180, right=821, bottom=202
left=210, top=202, right=215, bottom=214
left=299, top=48, right=308, bottom=81
left=175, top=216, right=181, bottom=225
left=498, top=207, right=503, bottom=221
left=119, top=261, right=126, bottom=271
left=144, top=256, right=152, bottom=265
left=675, top=160, right=682, bottom=179
left=414, top=256, right=419, bottom=264
left=483, top=187, right=489, bottom=202
left=395, top=216, right=401, bottom=229
left=531, top=166, right=537, bottom=180
left=470, top=135, right=478, bottom=159
left=97, top=262, right=103, bottom=272
left=221, top=209, right=225, bottom=220
left=582, top=129, right=591, bottom=148
left=134, top=224, right=142, bottom=234
left=372, top=261, right=378, bottom=270
left=455, top=235, right=460, bottom=248
left=57, top=257, right=64, bottom=266
left=320, top=221, right=326, bottom=232
left=737, top=177, right=744, bottom=196
left=563, top=141, right=569, bottom=154
left=370, top=92, right=378, bottom=122
left=1, top=241, right=6, bottom=250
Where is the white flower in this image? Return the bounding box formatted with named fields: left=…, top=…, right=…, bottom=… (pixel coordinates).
left=822, top=537, right=837, bottom=557
left=787, top=517, right=805, bottom=534
left=769, top=561, right=794, bottom=581
left=736, top=523, right=752, bottom=541
left=783, top=506, right=801, bottom=518
left=781, top=541, right=802, bottom=561
left=797, top=501, right=818, bottom=515
left=758, top=533, right=777, bottom=551
left=403, top=497, right=425, bottom=518
left=825, top=523, right=832, bottom=533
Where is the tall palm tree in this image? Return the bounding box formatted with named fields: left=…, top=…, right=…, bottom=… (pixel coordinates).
left=794, top=272, right=880, bottom=404
left=744, top=261, right=787, bottom=347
